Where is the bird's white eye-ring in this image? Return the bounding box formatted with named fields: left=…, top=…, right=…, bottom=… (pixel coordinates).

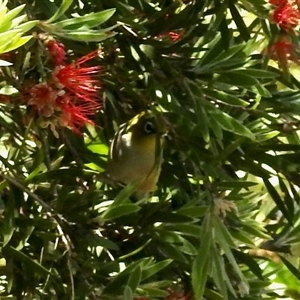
left=144, top=121, right=155, bottom=134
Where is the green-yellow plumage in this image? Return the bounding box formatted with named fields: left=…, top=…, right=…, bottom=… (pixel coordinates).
left=107, top=111, right=166, bottom=199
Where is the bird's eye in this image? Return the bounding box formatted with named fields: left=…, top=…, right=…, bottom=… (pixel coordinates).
left=144, top=121, right=155, bottom=134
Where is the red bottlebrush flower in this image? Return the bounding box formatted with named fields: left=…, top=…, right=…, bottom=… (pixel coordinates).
left=52, top=50, right=101, bottom=102
left=23, top=50, right=102, bottom=135
left=269, top=0, right=287, bottom=5
left=27, top=83, right=58, bottom=117
left=156, top=31, right=182, bottom=42
left=168, top=31, right=181, bottom=41
left=47, top=40, right=66, bottom=65
left=272, top=2, right=300, bottom=30
left=57, top=94, right=100, bottom=132
left=266, top=36, right=299, bottom=67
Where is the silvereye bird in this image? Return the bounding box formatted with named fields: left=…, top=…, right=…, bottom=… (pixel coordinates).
left=107, top=111, right=166, bottom=199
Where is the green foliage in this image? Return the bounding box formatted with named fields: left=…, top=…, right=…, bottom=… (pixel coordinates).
left=0, top=1, right=37, bottom=54
left=41, top=8, right=117, bottom=42
left=1, top=0, right=300, bottom=299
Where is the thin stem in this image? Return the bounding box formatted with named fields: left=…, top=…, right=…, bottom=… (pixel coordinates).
left=1, top=173, right=75, bottom=300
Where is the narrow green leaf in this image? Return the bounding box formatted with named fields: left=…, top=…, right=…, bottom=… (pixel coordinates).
left=231, top=231, right=256, bottom=246
left=111, top=183, right=139, bottom=207
left=213, top=44, right=246, bottom=66
left=252, top=84, right=272, bottom=97
left=241, top=223, right=270, bottom=239
left=198, top=35, right=222, bottom=67
left=140, top=287, right=169, bottom=298
left=232, top=250, right=263, bottom=280
left=0, top=4, right=25, bottom=28
left=101, top=204, right=140, bottom=220
left=213, top=216, right=236, bottom=249
left=3, top=196, right=15, bottom=247
left=213, top=181, right=257, bottom=189
left=0, top=3, right=7, bottom=29
left=103, top=259, right=151, bottom=294
left=192, top=217, right=212, bottom=300
left=212, top=246, right=228, bottom=299
left=209, top=109, right=255, bottom=139
left=54, top=9, right=116, bottom=29
left=203, top=89, right=248, bottom=106
left=278, top=177, right=294, bottom=218
left=25, top=164, right=46, bottom=183
left=230, top=68, right=277, bottom=78
left=290, top=183, right=300, bottom=205
left=127, top=265, right=142, bottom=292
left=209, top=112, right=223, bottom=140
left=215, top=224, right=248, bottom=289
left=204, top=288, right=224, bottom=300
left=15, top=20, right=38, bottom=33
left=229, top=3, right=250, bottom=41
left=280, top=255, right=300, bottom=280
left=220, top=15, right=230, bottom=50
left=123, top=286, right=134, bottom=300
left=47, top=0, right=73, bottom=23
left=159, top=231, right=197, bottom=255
left=57, top=29, right=116, bottom=42
left=2, top=35, right=33, bottom=54
left=0, top=29, right=20, bottom=46
left=216, top=72, right=259, bottom=87
left=162, top=224, right=201, bottom=237
left=4, top=246, right=52, bottom=276
left=198, top=104, right=210, bottom=142
left=263, top=177, right=292, bottom=224
left=9, top=14, right=26, bottom=28
left=160, top=241, right=189, bottom=264
left=119, top=240, right=151, bottom=260
left=177, top=206, right=208, bottom=218
left=16, top=226, right=35, bottom=251
left=91, top=236, right=119, bottom=251
left=141, top=259, right=172, bottom=280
